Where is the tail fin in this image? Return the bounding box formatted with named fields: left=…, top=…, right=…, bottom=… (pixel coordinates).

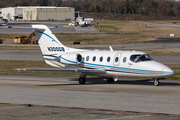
left=32, top=25, right=67, bottom=56
left=32, top=25, right=67, bottom=68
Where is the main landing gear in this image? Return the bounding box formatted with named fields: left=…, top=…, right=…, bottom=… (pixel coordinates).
left=79, top=77, right=86, bottom=84
left=107, top=77, right=114, bottom=83
left=79, top=73, right=87, bottom=84
left=153, top=78, right=159, bottom=86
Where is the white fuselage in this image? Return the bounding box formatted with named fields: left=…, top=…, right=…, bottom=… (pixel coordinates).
left=58, top=50, right=173, bottom=78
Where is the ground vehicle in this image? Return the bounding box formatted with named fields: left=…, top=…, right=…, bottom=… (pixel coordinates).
left=14, top=32, right=35, bottom=44
left=68, top=21, right=76, bottom=27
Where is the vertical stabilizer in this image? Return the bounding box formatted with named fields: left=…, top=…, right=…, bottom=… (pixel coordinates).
left=32, top=25, right=67, bottom=56
left=32, top=25, right=67, bottom=68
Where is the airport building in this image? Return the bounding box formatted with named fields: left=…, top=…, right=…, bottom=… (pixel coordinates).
left=23, top=6, right=74, bottom=21
left=1, top=7, right=23, bottom=21
left=1, top=6, right=75, bottom=21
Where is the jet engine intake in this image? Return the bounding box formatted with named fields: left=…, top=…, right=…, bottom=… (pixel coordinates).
left=60, top=53, right=82, bottom=64
left=76, top=54, right=82, bottom=63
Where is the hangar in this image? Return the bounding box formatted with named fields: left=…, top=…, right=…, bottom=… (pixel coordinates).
left=1, top=7, right=24, bottom=21
left=1, top=6, right=74, bottom=21
left=23, top=6, right=74, bottom=21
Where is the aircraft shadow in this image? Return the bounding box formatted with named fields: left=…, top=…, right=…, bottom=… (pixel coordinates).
left=116, top=80, right=180, bottom=86
left=37, top=77, right=180, bottom=86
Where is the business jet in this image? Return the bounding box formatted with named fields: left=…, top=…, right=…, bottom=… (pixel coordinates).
left=16, top=25, right=174, bottom=86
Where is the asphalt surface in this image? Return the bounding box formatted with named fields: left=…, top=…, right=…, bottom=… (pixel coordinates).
left=0, top=74, right=180, bottom=120
left=147, top=37, right=180, bottom=43
left=1, top=105, right=179, bottom=120
left=0, top=21, right=99, bottom=33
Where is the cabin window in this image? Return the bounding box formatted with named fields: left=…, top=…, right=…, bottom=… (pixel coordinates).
left=86, top=56, right=89, bottom=61
left=130, top=54, right=153, bottom=63
left=115, top=57, right=119, bottom=62
left=107, top=57, right=111, bottom=62
left=93, top=56, right=96, bottom=62
left=123, top=57, right=127, bottom=63
left=100, top=56, right=103, bottom=62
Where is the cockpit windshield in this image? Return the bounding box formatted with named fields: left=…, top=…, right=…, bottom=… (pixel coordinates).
left=130, top=54, right=154, bottom=63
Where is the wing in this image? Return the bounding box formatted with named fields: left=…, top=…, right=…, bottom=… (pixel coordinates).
left=15, top=68, right=106, bottom=73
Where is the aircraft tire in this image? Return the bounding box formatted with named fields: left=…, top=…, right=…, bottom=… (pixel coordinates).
left=154, top=79, right=159, bottom=86
left=79, top=77, right=86, bottom=84
left=107, top=77, right=114, bottom=83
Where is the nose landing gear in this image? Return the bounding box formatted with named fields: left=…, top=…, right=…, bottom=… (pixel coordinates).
left=153, top=78, right=159, bottom=86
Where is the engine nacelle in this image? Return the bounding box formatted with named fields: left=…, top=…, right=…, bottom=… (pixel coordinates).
left=60, top=54, right=82, bottom=64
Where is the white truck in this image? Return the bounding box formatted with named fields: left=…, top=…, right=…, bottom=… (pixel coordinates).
left=68, top=21, right=76, bottom=27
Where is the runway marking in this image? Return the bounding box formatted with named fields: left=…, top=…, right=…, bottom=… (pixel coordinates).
left=0, top=103, right=180, bottom=117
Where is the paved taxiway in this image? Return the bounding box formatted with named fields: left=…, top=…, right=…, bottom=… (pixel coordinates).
left=0, top=22, right=99, bottom=33
left=0, top=74, right=180, bottom=119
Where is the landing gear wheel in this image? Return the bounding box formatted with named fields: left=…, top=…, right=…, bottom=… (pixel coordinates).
left=153, top=78, right=159, bottom=86
left=79, top=77, right=86, bottom=84
left=107, top=77, right=114, bottom=83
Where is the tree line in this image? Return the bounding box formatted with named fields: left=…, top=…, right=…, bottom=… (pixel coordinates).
left=1, top=0, right=180, bottom=17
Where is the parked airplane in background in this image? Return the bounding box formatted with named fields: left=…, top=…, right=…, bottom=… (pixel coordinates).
left=0, top=19, right=8, bottom=26
left=69, top=11, right=94, bottom=27
left=16, top=25, right=174, bottom=86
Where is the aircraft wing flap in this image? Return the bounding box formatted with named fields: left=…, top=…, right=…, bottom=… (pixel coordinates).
left=15, top=68, right=106, bottom=73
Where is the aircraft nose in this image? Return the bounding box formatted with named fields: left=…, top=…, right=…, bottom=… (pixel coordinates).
left=162, top=65, right=174, bottom=76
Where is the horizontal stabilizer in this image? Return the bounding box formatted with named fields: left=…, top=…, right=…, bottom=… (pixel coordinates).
left=15, top=68, right=106, bottom=73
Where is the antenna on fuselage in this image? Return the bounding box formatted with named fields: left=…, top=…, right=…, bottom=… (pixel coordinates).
left=109, top=46, right=113, bottom=51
